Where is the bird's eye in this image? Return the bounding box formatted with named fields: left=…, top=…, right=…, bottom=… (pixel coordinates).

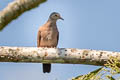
left=54, top=14, right=57, bottom=17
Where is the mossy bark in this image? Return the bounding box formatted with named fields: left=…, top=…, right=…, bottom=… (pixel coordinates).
left=0, top=0, right=47, bottom=30
left=0, top=46, right=120, bottom=66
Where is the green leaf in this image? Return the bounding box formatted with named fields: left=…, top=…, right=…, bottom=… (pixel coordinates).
left=106, top=75, right=115, bottom=80
left=73, top=67, right=104, bottom=80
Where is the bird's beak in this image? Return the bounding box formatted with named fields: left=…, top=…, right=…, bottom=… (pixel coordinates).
left=59, top=16, right=64, bottom=20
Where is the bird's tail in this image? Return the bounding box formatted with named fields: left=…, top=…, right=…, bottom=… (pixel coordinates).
left=43, top=63, right=51, bottom=73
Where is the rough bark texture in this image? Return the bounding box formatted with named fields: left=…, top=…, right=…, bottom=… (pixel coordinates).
left=0, top=46, right=120, bottom=66
left=0, top=0, right=47, bottom=30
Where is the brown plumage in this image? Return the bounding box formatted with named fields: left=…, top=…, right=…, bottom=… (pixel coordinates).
left=37, top=12, right=63, bottom=73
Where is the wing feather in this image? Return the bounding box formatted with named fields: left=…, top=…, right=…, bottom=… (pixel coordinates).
left=56, top=32, right=59, bottom=46
left=37, top=30, right=41, bottom=47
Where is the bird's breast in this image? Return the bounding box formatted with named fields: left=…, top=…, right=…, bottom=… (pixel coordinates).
left=40, top=28, right=58, bottom=47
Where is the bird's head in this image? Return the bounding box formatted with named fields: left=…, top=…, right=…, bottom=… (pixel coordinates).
left=49, top=12, right=64, bottom=21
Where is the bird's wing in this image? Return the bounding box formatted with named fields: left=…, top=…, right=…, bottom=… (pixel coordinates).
left=37, top=30, right=41, bottom=47
left=57, top=32, right=59, bottom=46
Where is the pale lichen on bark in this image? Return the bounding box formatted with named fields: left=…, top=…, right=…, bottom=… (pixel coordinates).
left=0, top=46, right=120, bottom=66
left=0, top=0, right=47, bottom=30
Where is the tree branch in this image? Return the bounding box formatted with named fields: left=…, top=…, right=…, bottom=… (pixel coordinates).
left=0, top=46, right=120, bottom=66
left=0, top=0, right=47, bottom=30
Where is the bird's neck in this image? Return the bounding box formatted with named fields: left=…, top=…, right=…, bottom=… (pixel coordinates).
left=45, top=19, right=57, bottom=28
left=47, top=18, right=57, bottom=24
